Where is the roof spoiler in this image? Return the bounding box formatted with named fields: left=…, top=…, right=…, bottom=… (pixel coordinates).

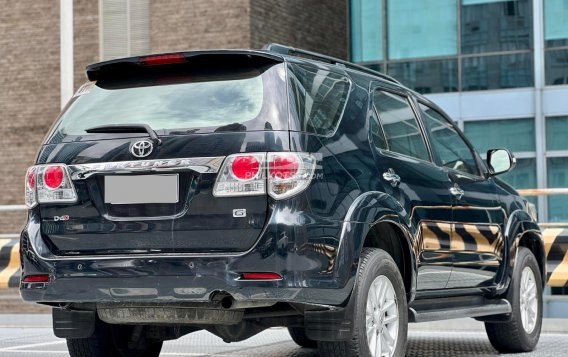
left=85, top=50, right=284, bottom=81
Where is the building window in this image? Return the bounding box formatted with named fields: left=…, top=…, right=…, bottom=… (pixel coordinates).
left=100, top=0, right=150, bottom=61
left=544, top=0, right=568, bottom=85
left=546, top=116, right=568, bottom=222
left=464, top=118, right=537, bottom=205
left=350, top=0, right=383, bottom=62
left=461, top=53, right=534, bottom=90
left=545, top=0, right=568, bottom=48
left=548, top=157, right=568, bottom=222
left=464, top=118, right=535, bottom=153
left=546, top=116, right=568, bottom=151
left=349, top=0, right=535, bottom=93
left=387, top=0, right=457, bottom=60
left=387, top=59, right=458, bottom=94
left=461, top=0, right=532, bottom=54
left=500, top=158, right=537, bottom=190
left=545, top=49, right=568, bottom=85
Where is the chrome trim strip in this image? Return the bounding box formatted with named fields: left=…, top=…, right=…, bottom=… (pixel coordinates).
left=68, top=156, right=225, bottom=179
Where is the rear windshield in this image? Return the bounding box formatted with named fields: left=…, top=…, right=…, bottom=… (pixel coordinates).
left=288, top=63, right=351, bottom=136
left=46, top=59, right=288, bottom=144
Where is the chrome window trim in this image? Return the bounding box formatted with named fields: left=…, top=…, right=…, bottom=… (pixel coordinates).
left=68, top=156, right=226, bottom=180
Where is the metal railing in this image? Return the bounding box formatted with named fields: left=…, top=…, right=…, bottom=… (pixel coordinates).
left=517, top=188, right=568, bottom=227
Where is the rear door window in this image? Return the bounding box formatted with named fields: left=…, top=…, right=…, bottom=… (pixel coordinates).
left=288, top=64, right=351, bottom=136
left=372, top=90, right=430, bottom=162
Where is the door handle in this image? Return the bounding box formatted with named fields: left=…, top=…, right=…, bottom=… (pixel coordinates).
left=449, top=184, right=465, bottom=200
left=382, top=168, right=401, bottom=187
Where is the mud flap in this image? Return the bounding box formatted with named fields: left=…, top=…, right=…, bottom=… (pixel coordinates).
left=52, top=307, right=96, bottom=339
left=304, top=287, right=357, bottom=341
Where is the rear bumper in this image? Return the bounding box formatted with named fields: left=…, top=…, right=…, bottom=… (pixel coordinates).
left=20, top=205, right=360, bottom=307
left=20, top=259, right=354, bottom=306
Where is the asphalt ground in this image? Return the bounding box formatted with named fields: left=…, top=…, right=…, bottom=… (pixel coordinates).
left=1, top=289, right=567, bottom=356
left=0, top=323, right=567, bottom=357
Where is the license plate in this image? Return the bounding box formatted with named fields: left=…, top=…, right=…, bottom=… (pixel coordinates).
left=104, top=174, right=179, bottom=204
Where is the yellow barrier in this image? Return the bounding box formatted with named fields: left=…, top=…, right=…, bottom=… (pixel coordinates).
left=544, top=229, right=568, bottom=287
left=0, top=239, right=19, bottom=288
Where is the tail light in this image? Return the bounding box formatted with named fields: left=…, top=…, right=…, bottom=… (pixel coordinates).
left=267, top=153, right=315, bottom=199
left=213, top=153, right=266, bottom=197
left=24, top=167, right=37, bottom=208
left=24, top=164, right=77, bottom=208
left=213, top=152, right=316, bottom=200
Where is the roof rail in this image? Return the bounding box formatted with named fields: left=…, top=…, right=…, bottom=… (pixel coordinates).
left=263, top=43, right=401, bottom=85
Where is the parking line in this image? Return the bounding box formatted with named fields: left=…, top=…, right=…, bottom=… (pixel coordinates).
left=0, top=340, right=66, bottom=351
left=0, top=351, right=67, bottom=354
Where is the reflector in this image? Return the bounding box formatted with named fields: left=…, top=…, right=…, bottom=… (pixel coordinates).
left=22, top=275, right=50, bottom=283
left=241, top=272, right=282, bottom=280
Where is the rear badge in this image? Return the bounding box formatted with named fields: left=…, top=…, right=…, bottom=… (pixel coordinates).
left=130, top=140, right=154, bottom=158
left=233, top=209, right=246, bottom=218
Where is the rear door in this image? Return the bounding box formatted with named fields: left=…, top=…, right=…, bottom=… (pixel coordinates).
left=370, top=85, right=454, bottom=291
left=417, top=101, right=505, bottom=289
left=37, top=54, right=289, bottom=256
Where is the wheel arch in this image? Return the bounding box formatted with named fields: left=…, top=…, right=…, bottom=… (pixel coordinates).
left=334, top=191, right=416, bottom=301
left=518, top=230, right=546, bottom=287
left=362, top=220, right=416, bottom=301
left=500, top=209, right=546, bottom=293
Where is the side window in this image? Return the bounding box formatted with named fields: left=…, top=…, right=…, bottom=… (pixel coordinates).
left=288, top=64, right=350, bottom=136
left=370, top=109, right=388, bottom=150
left=372, top=90, right=430, bottom=161
left=419, top=103, right=480, bottom=176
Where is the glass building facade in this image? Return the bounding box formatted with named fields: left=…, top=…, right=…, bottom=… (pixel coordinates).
left=351, top=0, right=568, bottom=223
left=350, top=0, right=568, bottom=316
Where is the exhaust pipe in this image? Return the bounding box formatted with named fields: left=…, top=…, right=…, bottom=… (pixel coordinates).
left=221, top=296, right=235, bottom=309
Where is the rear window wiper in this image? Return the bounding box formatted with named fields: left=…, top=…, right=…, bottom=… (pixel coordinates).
left=85, top=124, right=162, bottom=145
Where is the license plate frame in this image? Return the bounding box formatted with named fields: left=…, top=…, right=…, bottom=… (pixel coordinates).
left=104, top=174, right=179, bottom=205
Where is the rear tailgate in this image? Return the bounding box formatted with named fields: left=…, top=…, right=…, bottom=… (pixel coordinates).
left=36, top=52, right=289, bottom=256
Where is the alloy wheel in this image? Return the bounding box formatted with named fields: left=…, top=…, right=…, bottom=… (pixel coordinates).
left=366, top=275, right=399, bottom=357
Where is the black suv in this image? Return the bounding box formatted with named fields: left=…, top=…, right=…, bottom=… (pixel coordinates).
left=20, top=44, right=545, bottom=357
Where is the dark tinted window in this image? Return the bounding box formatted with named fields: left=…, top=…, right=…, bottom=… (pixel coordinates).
left=370, top=109, right=388, bottom=150
left=420, top=103, right=479, bottom=176
left=288, top=64, right=351, bottom=136
left=373, top=90, right=429, bottom=161
left=48, top=61, right=289, bottom=143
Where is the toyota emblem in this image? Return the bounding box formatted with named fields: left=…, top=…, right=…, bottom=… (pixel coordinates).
left=130, top=140, right=154, bottom=158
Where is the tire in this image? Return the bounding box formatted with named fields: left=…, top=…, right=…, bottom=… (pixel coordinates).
left=288, top=326, right=318, bottom=348
left=318, top=248, right=408, bottom=357
left=67, top=320, right=163, bottom=357
left=485, top=247, right=543, bottom=353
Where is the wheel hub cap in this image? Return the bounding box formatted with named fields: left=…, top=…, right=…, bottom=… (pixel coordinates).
left=520, top=266, right=538, bottom=334
left=366, top=275, right=399, bottom=357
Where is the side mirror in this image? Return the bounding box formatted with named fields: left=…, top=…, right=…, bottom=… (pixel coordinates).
left=487, top=149, right=516, bottom=176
